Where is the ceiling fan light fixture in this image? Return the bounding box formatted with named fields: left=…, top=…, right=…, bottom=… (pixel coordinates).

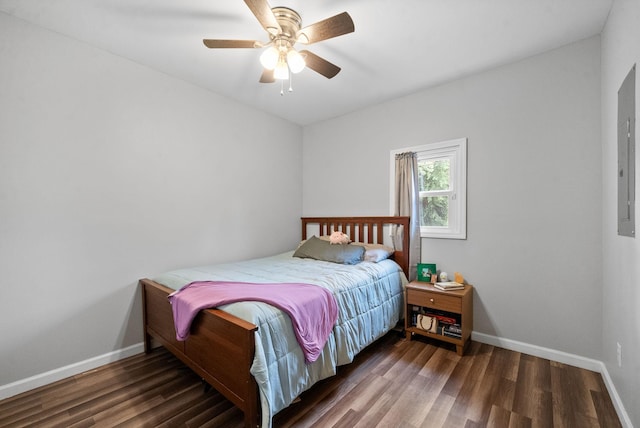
left=274, top=59, right=289, bottom=80
left=287, top=49, right=305, bottom=73
left=259, top=46, right=279, bottom=70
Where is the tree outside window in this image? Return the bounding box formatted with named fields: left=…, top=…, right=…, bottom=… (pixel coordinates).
left=419, top=157, right=451, bottom=228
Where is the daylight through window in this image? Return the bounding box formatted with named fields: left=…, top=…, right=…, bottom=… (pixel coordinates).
left=390, top=138, right=467, bottom=239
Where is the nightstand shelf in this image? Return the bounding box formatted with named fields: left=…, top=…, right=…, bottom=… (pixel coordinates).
left=404, top=281, right=473, bottom=356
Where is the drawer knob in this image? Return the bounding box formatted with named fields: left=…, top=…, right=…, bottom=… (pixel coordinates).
left=430, top=298, right=434, bottom=303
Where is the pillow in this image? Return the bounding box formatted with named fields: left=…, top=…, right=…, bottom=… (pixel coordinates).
left=294, top=236, right=328, bottom=252
left=352, top=242, right=395, bottom=263
left=363, top=248, right=393, bottom=263
left=293, top=236, right=365, bottom=265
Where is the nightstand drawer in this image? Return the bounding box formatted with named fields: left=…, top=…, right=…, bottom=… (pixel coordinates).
left=407, top=289, right=461, bottom=313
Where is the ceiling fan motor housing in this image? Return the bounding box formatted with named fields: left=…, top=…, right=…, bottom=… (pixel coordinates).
left=271, top=7, right=302, bottom=44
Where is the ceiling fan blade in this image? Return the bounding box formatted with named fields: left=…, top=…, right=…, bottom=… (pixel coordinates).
left=300, top=50, right=341, bottom=79
left=297, top=12, right=354, bottom=45
left=259, top=69, right=275, bottom=83
left=203, top=39, right=258, bottom=49
left=244, top=0, right=281, bottom=36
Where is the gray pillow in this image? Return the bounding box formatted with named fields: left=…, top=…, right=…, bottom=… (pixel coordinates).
left=293, top=236, right=365, bottom=265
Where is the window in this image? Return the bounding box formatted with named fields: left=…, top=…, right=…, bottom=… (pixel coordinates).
left=390, top=138, right=467, bottom=239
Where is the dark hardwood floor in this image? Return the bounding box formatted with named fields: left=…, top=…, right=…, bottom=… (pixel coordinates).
left=0, top=332, right=622, bottom=427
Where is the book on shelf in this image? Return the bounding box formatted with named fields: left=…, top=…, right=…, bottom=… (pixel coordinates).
left=434, top=281, right=465, bottom=291
left=445, top=323, right=462, bottom=334
left=428, top=323, right=462, bottom=338
left=442, top=323, right=462, bottom=338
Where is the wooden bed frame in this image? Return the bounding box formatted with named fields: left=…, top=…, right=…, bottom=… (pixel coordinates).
left=140, top=216, right=410, bottom=428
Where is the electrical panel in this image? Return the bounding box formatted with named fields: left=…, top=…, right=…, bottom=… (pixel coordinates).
left=618, top=65, right=636, bottom=238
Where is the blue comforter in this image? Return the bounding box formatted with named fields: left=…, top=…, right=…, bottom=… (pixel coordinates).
left=153, top=251, right=407, bottom=427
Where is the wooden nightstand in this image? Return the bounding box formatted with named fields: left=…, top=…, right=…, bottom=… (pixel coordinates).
left=404, top=281, right=473, bottom=356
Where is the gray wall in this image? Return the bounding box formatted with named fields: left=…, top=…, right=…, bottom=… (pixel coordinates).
left=303, top=36, right=603, bottom=359
left=601, top=0, right=640, bottom=425
left=0, top=13, right=302, bottom=386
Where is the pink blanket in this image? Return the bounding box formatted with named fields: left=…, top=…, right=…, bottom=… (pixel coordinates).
left=168, top=281, right=339, bottom=363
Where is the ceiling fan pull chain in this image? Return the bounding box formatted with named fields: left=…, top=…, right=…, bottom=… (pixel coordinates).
left=280, top=79, right=284, bottom=96
left=289, top=72, right=294, bottom=93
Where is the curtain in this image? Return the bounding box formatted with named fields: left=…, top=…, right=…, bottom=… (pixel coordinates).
left=393, top=152, right=421, bottom=281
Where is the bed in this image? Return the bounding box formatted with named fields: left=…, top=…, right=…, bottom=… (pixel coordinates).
left=140, top=216, right=410, bottom=428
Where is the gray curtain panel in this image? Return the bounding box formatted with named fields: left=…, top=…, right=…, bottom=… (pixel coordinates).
left=393, top=152, right=421, bottom=281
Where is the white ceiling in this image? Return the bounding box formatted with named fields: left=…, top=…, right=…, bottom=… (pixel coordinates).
left=0, top=0, right=612, bottom=126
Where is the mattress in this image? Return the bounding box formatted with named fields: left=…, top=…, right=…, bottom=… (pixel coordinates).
left=153, top=251, right=407, bottom=427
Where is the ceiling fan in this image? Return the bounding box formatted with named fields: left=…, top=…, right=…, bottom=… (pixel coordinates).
left=203, top=0, right=355, bottom=86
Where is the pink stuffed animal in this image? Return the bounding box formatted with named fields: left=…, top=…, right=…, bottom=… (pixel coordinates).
left=329, top=230, right=351, bottom=245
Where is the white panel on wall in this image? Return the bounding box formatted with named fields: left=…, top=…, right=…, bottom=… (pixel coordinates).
left=617, top=64, right=636, bottom=238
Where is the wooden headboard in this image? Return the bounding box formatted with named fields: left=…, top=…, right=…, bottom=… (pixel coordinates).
left=301, top=216, right=411, bottom=279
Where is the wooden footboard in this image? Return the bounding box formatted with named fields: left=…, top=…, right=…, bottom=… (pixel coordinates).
left=140, top=278, right=259, bottom=428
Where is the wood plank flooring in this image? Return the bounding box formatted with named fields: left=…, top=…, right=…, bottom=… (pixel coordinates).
left=0, top=332, right=622, bottom=427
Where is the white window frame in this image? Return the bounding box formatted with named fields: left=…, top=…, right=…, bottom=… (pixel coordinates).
left=390, top=138, right=467, bottom=239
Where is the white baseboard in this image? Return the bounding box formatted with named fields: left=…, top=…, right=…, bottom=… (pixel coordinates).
left=472, top=331, right=603, bottom=370
left=598, top=361, right=634, bottom=428
left=472, top=332, right=633, bottom=428
left=0, top=342, right=145, bottom=401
